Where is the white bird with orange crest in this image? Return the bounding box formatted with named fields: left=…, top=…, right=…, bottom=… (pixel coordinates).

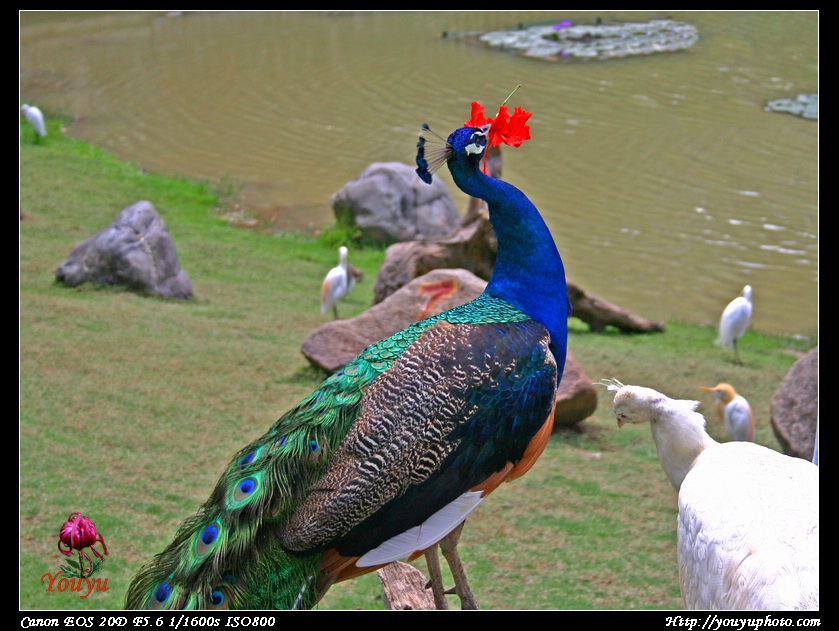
left=603, top=379, right=818, bottom=611
left=699, top=382, right=755, bottom=442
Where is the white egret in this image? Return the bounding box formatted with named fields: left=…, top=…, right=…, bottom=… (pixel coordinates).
left=716, top=284, right=752, bottom=362
left=21, top=104, right=46, bottom=137
left=320, top=246, right=361, bottom=319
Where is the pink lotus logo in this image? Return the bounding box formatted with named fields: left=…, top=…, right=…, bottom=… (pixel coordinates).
left=41, top=512, right=109, bottom=599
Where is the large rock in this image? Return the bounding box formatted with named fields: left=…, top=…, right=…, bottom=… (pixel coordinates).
left=302, top=268, right=597, bottom=428
left=554, top=352, right=598, bottom=427
left=770, top=347, right=818, bottom=460
left=55, top=200, right=193, bottom=299
left=303, top=269, right=486, bottom=372
left=330, top=162, right=461, bottom=245
left=372, top=146, right=501, bottom=303
left=373, top=202, right=497, bottom=304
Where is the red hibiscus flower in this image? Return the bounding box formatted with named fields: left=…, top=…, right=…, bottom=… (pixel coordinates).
left=465, top=102, right=532, bottom=148
left=463, top=91, right=532, bottom=174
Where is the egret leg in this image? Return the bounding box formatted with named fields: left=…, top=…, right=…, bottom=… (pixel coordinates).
left=439, top=522, right=479, bottom=610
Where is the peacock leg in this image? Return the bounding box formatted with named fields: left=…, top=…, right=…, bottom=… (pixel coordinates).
left=423, top=544, right=450, bottom=609
left=439, top=522, right=479, bottom=610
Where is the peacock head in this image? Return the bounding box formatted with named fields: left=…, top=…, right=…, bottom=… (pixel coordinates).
left=416, top=86, right=532, bottom=184
left=600, top=379, right=668, bottom=428
left=600, top=379, right=703, bottom=431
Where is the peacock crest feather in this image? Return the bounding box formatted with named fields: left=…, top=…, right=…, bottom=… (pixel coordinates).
left=127, top=92, right=569, bottom=610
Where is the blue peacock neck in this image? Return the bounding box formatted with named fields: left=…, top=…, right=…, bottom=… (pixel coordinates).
left=447, top=154, right=569, bottom=366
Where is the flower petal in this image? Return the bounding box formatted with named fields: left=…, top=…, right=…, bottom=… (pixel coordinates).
left=464, top=102, right=491, bottom=128
left=504, top=106, right=532, bottom=146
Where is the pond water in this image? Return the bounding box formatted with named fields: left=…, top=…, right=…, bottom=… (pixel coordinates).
left=20, top=10, right=818, bottom=338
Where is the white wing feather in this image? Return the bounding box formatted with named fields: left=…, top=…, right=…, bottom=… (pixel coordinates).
left=356, top=491, right=484, bottom=567
left=677, top=442, right=818, bottom=610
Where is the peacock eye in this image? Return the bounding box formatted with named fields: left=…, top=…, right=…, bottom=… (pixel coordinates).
left=153, top=581, right=172, bottom=603
left=201, top=525, right=219, bottom=545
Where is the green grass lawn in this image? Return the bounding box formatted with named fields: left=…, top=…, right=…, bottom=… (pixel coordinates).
left=20, top=116, right=816, bottom=610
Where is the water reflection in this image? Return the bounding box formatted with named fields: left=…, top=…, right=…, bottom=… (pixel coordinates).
left=19, top=10, right=818, bottom=338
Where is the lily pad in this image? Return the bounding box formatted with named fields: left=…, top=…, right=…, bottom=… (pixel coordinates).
left=453, top=18, right=699, bottom=62
left=765, top=93, right=818, bottom=121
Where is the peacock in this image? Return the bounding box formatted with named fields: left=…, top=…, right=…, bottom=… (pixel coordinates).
left=125, top=91, right=570, bottom=610
left=604, top=379, right=818, bottom=610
